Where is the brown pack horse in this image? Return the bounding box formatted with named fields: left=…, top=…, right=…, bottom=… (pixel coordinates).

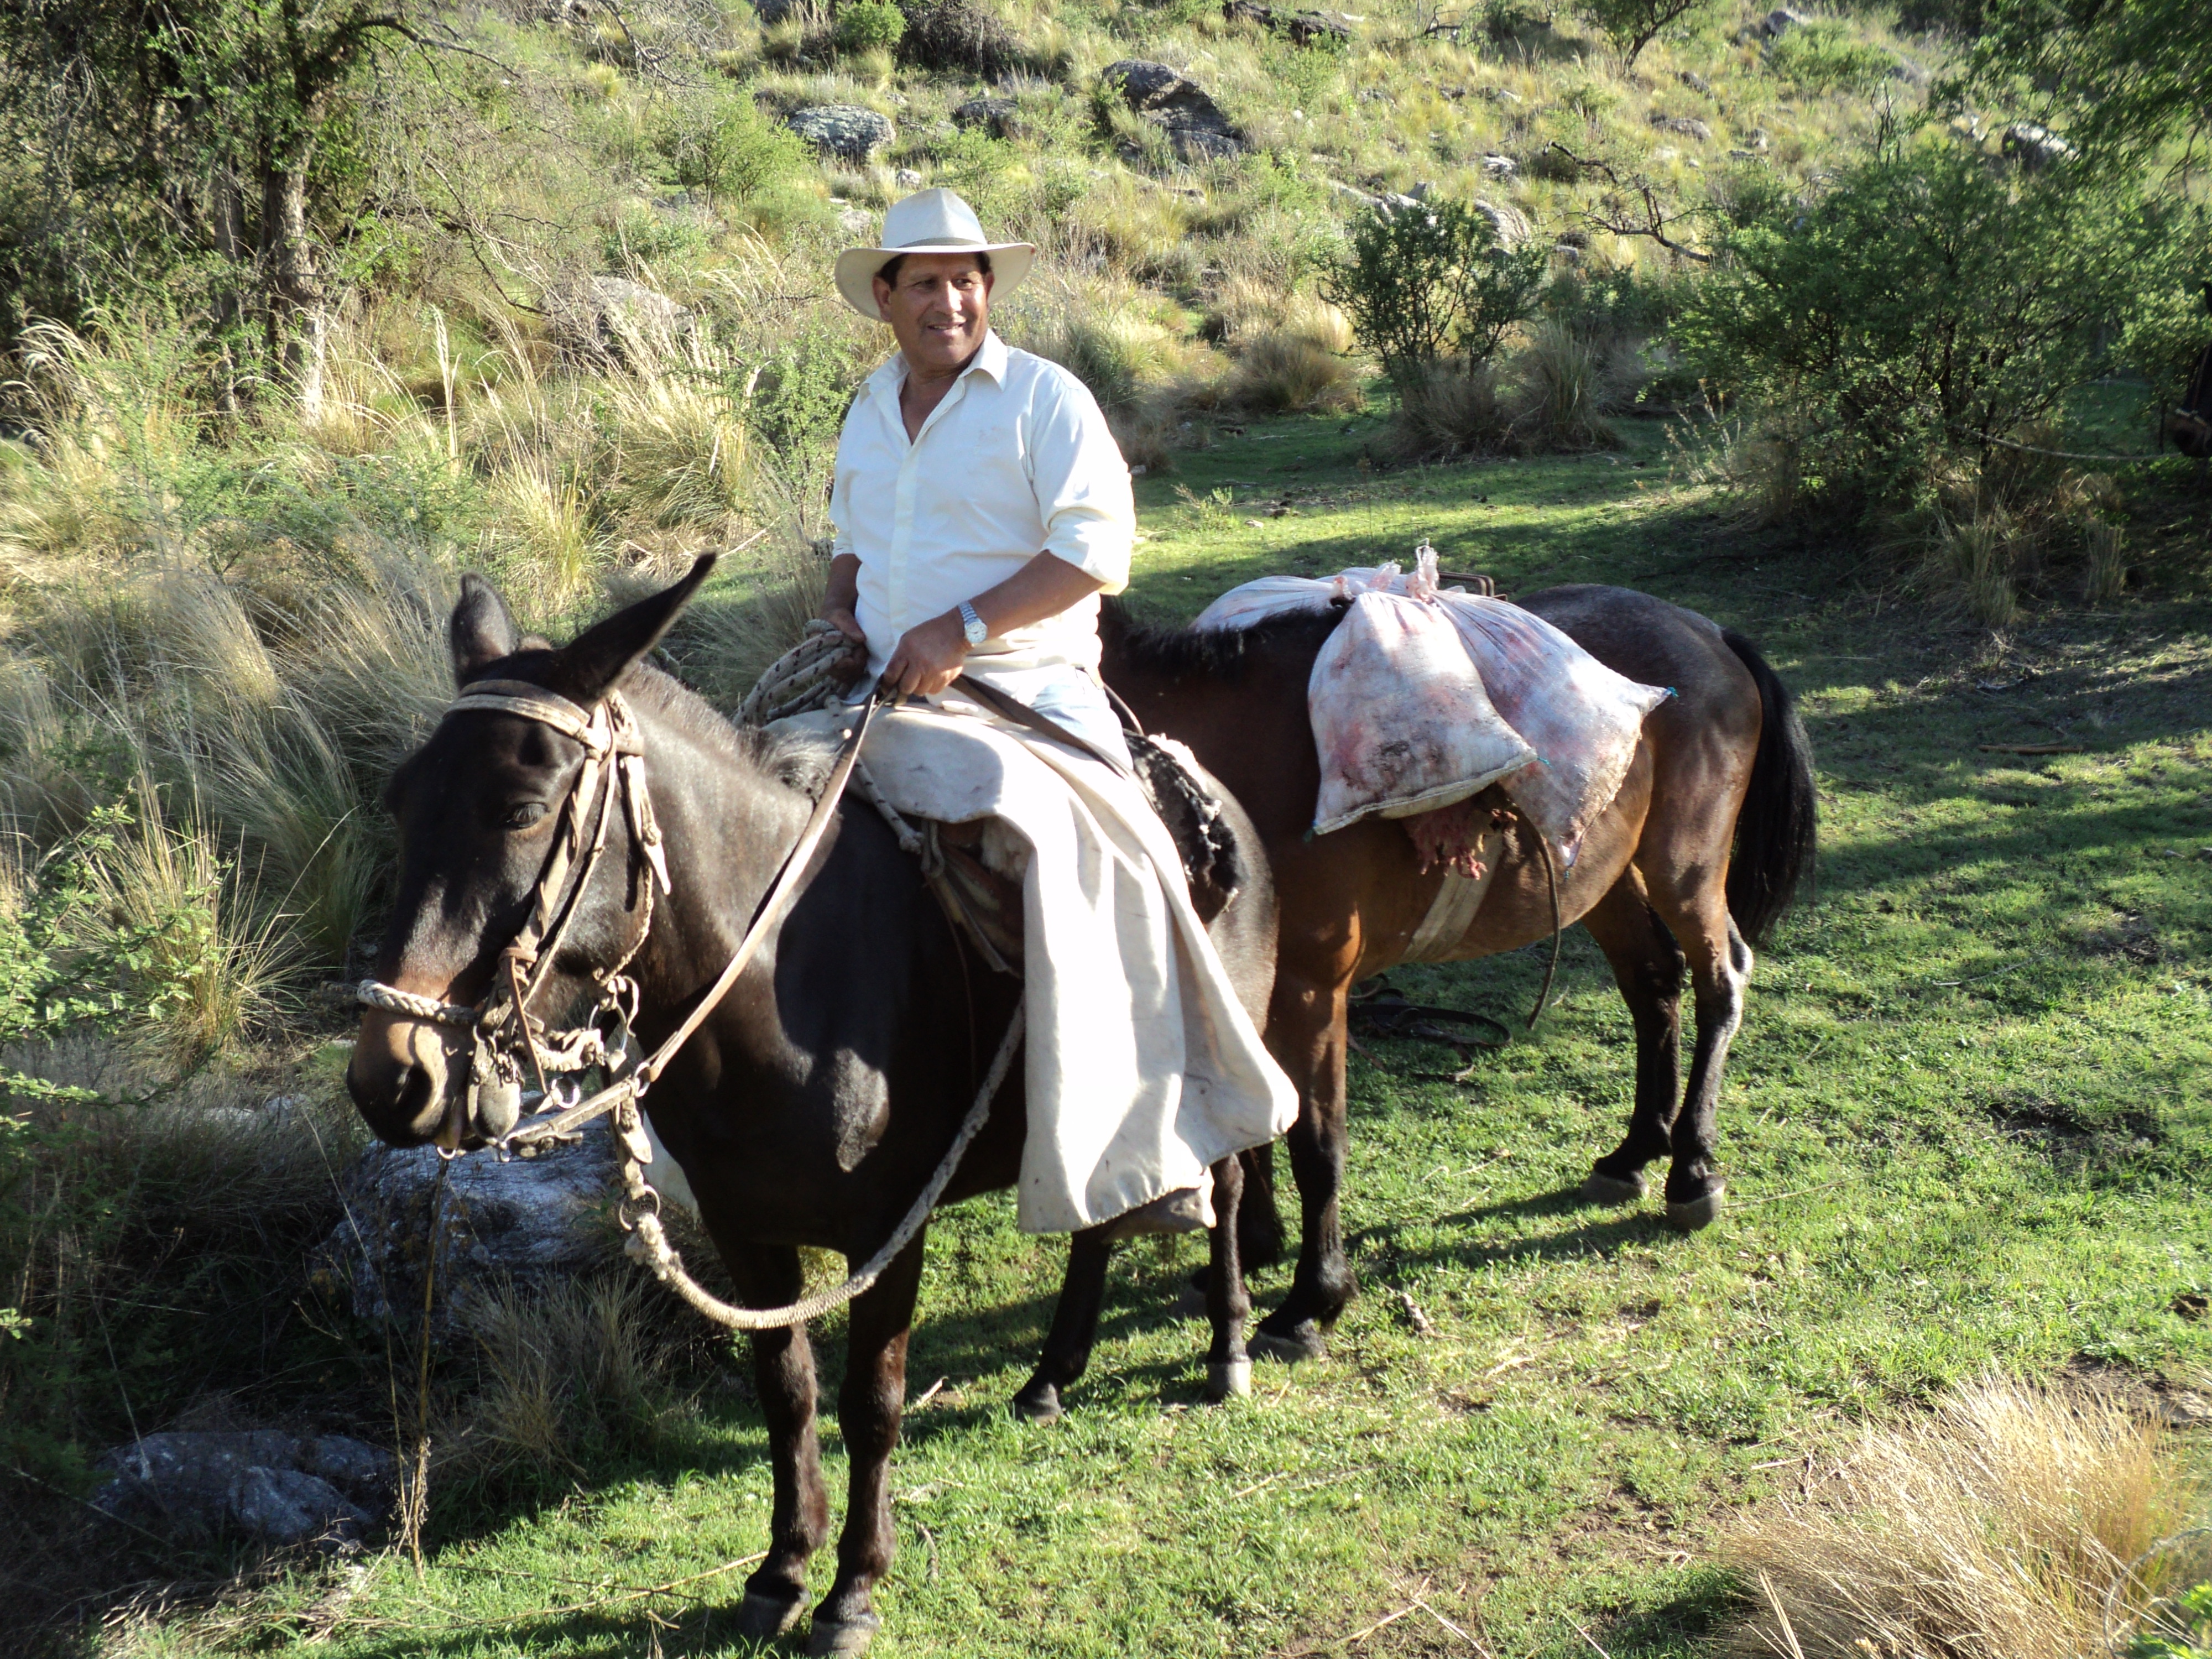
left=1081, top=584, right=1817, bottom=1365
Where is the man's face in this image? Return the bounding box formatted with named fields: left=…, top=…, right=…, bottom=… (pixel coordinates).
left=874, top=252, right=993, bottom=376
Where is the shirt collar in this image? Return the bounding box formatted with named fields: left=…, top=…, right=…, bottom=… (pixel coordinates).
left=870, top=328, right=1009, bottom=400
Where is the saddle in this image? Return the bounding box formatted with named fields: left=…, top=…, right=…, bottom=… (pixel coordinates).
left=920, top=724, right=1247, bottom=978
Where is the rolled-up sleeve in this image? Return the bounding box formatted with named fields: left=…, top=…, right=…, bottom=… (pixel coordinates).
left=1027, top=371, right=1134, bottom=594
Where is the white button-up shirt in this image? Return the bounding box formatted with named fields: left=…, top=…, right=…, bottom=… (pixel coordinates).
left=829, top=329, right=1135, bottom=681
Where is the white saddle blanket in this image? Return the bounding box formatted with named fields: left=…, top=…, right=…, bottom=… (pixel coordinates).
left=774, top=697, right=1297, bottom=1236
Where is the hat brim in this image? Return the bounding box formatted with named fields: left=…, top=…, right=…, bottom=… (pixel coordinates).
left=833, top=242, right=1036, bottom=320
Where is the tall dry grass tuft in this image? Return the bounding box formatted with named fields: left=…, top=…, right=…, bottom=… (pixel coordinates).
left=1722, top=1374, right=2190, bottom=1659
left=1515, top=324, right=1627, bottom=452
left=441, top=1276, right=692, bottom=1490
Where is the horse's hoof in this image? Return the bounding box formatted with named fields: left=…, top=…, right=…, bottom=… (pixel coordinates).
left=1010, top=1380, right=1063, bottom=1423
left=806, top=1611, right=881, bottom=1656
left=1249, top=1323, right=1328, bottom=1364
left=738, top=1589, right=806, bottom=1640
left=1207, top=1358, right=1253, bottom=1400
left=1583, top=1167, right=1647, bottom=1206
left=1665, top=1184, right=1726, bottom=1232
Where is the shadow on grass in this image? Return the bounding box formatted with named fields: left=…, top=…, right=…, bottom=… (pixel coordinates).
left=1349, top=1184, right=1673, bottom=1273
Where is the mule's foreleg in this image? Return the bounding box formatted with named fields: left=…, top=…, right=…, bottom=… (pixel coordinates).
left=1012, top=1229, right=1116, bottom=1423
left=812, top=1229, right=930, bottom=1657
left=1253, top=977, right=1353, bottom=1363
left=1204, top=1154, right=1253, bottom=1400
left=1579, top=880, right=1687, bottom=1204
left=1661, top=915, right=1751, bottom=1230
left=728, top=1244, right=830, bottom=1641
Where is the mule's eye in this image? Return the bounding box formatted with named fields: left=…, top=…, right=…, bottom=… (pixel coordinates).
left=504, top=802, right=548, bottom=830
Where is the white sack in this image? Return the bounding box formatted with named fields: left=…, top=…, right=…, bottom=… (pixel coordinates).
left=1192, top=547, right=1672, bottom=865
left=1310, top=591, right=1537, bottom=835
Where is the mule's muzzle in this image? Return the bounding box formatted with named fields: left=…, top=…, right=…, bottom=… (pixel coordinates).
left=348, top=1009, right=491, bottom=1149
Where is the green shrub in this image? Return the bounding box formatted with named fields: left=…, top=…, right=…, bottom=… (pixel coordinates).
left=1765, top=22, right=1895, bottom=95
left=1679, top=135, right=2160, bottom=527
left=833, top=0, right=906, bottom=56
left=656, top=91, right=809, bottom=206
left=1579, top=0, right=1718, bottom=69
left=1323, top=202, right=1550, bottom=388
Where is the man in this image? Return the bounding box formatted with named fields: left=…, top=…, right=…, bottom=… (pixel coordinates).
left=824, top=188, right=1134, bottom=766
left=821, top=190, right=1293, bottom=1240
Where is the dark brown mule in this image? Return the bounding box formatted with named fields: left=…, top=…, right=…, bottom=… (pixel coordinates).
left=1093, top=584, right=1817, bottom=1362
left=345, top=562, right=1280, bottom=1655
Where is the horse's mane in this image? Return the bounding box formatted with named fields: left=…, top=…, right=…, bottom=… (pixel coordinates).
left=620, top=656, right=844, bottom=800
left=1099, top=596, right=1346, bottom=684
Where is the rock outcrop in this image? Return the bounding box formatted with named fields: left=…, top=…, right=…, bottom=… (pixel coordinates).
left=93, top=1432, right=394, bottom=1548
left=1100, top=60, right=1246, bottom=160
left=786, top=104, right=896, bottom=163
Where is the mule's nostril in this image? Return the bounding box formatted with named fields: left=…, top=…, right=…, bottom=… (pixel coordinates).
left=395, top=1062, right=439, bottom=1131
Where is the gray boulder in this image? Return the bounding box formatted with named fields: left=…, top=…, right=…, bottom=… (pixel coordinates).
left=1649, top=112, right=1714, bottom=142
left=1471, top=197, right=1532, bottom=247
left=94, top=1432, right=393, bottom=1547
left=1481, top=153, right=1516, bottom=179
left=1678, top=69, right=1713, bottom=95
left=786, top=104, right=896, bottom=163
left=2001, top=121, right=2074, bottom=169
left=312, top=1118, right=624, bottom=1331
left=549, top=275, right=692, bottom=368
left=1477, top=85, right=1522, bottom=106
left=1100, top=60, right=1246, bottom=160
left=1760, top=7, right=1810, bottom=36
left=952, top=96, right=1023, bottom=139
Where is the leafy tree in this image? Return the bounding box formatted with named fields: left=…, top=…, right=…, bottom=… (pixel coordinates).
left=1960, top=0, right=2212, bottom=168
left=1324, top=202, right=1549, bottom=386
left=0, top=0, right=455, bottom=402
left=1578, top=0, right=1718, bottom=69
left=1679, top=132, right=2164, bottom=517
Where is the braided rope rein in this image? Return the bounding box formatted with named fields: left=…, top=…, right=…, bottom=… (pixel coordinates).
left=612, top=1005, right=1023, bottom=1329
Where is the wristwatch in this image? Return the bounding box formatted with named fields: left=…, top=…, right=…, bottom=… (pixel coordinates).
left=958, top=601, right=988, bottom=649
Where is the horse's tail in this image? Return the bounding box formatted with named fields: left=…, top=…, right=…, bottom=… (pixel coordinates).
left=1721, top=628, right=1817, bottom=947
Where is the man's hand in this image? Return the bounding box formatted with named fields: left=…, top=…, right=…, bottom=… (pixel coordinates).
left=880, top=611, right=969, bottom=699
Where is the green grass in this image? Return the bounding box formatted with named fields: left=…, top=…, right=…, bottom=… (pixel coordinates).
left=128, top=420, right=2212, bottom=1657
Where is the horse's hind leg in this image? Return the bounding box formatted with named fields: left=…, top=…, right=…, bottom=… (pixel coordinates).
left=1013, top=1229, right=1115, bottom=1423
left=727, top=1243, right=831, bottom=1640
left=812, top=1229, right=931, bottom=1656
left=1646, top=884, right=1751, bottom=1233
left=1252, top=974, right=1354, bottom=1363
left=1205, top=1154, right=1253, bottom=1400
left=1578, top=875, right=1687, bottom=1204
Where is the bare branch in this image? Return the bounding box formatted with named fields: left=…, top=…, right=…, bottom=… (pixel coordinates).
left=1547, top=143, right=1714, bottom=263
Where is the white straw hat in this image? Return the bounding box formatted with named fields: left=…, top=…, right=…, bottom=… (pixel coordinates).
left=833, top=189, right=1036, bottom=320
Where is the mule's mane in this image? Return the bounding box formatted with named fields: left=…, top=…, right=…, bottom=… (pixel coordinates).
left=1100, top=596, right=1345, bottom=684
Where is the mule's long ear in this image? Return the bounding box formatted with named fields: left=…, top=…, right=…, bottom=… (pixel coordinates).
left=451, top=573, right=521, bottom=682
left=545, top=552, right=719, bottom=706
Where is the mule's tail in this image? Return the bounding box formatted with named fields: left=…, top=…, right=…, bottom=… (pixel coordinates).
left=1722, top=629, right=1816, bottom=946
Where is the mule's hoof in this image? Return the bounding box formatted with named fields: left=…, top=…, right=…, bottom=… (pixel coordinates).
left=1583, top=1167, right=1647, bottom=1206
left=1010, top=1379, right=1063, bottom=1423
left=807, top=1611, right=881, bottom=1656
left=1665, top=1185, right=1726, bottom=1232
left=738, top=1589, right=806, bottom=1640
left=1249, top=1323, right=1328, bottom=1365
left=1207, top=1358, right=1253, bottom=1400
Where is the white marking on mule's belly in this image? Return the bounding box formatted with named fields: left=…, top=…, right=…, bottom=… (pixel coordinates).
left=641, top=1111, right=698, bottom=1213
